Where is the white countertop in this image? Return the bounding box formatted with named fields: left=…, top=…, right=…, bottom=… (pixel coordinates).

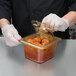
left=0, top=37, right=76, bottom=76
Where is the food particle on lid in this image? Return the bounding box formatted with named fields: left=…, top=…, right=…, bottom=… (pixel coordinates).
left=40, top=33, right=53, bottom=40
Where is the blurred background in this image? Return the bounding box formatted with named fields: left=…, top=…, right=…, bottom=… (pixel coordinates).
left=69, top=25, right=76, bottom=39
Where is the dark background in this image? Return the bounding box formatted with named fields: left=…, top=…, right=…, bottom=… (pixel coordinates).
left=0, top=29, right=2, bottom=35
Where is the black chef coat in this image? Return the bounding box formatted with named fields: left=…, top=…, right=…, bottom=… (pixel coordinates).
left=0, top=0, right=76, bottom=39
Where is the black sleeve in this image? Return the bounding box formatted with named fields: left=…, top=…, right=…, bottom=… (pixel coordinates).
left=69, top=0, right=76, bottom=11
left=0, top=0, right=11, bottom=22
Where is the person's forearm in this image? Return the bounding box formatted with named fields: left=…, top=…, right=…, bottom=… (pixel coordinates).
left=0, top=18, right=10, bottom=28
left=63, top=11, right=76, bottom=26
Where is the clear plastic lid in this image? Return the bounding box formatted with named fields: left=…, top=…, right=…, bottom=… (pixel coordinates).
left=21, top=33, right=61, bottom=50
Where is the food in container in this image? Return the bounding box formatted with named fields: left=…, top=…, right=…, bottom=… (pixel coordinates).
left=20, top=20, right=61, bottom=63
left=21, top=33, right=61, bottom=63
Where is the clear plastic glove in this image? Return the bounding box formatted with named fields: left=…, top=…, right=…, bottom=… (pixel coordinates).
left=42, top=14, right=69, bottom=32
left=1, top=24, right=22, bottom=47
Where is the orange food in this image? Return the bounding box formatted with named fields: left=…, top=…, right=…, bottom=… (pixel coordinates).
left=34, top=42, right=42, bottom=46
left=42, top=39, right=50, bottom=43
left=27, top=35, right=51, bottom=46
left=27, top=38, right=34, bottom=43
left=42, top=39, right=50, bottom=45
left=33, top=37, right=41, bottom=42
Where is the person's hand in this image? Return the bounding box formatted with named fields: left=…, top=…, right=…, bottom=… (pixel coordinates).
left=41, top=14, right=69, bottom=32
left=1, top=24, right=22, bottom=47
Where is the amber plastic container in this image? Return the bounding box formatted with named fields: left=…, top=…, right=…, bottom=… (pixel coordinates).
left=21, top=33, right=61, bottom=63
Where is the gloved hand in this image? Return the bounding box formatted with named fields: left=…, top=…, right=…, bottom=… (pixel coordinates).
left=42, top=14, right=69, bottom=32
left=1, top=24, right=22, bottom=47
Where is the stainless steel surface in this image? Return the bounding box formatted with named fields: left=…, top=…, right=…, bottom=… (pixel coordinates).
left=0, top=37, right=76, bottom=76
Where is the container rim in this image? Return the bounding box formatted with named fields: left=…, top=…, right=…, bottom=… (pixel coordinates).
left=21, top=33, right=62, bottom=49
